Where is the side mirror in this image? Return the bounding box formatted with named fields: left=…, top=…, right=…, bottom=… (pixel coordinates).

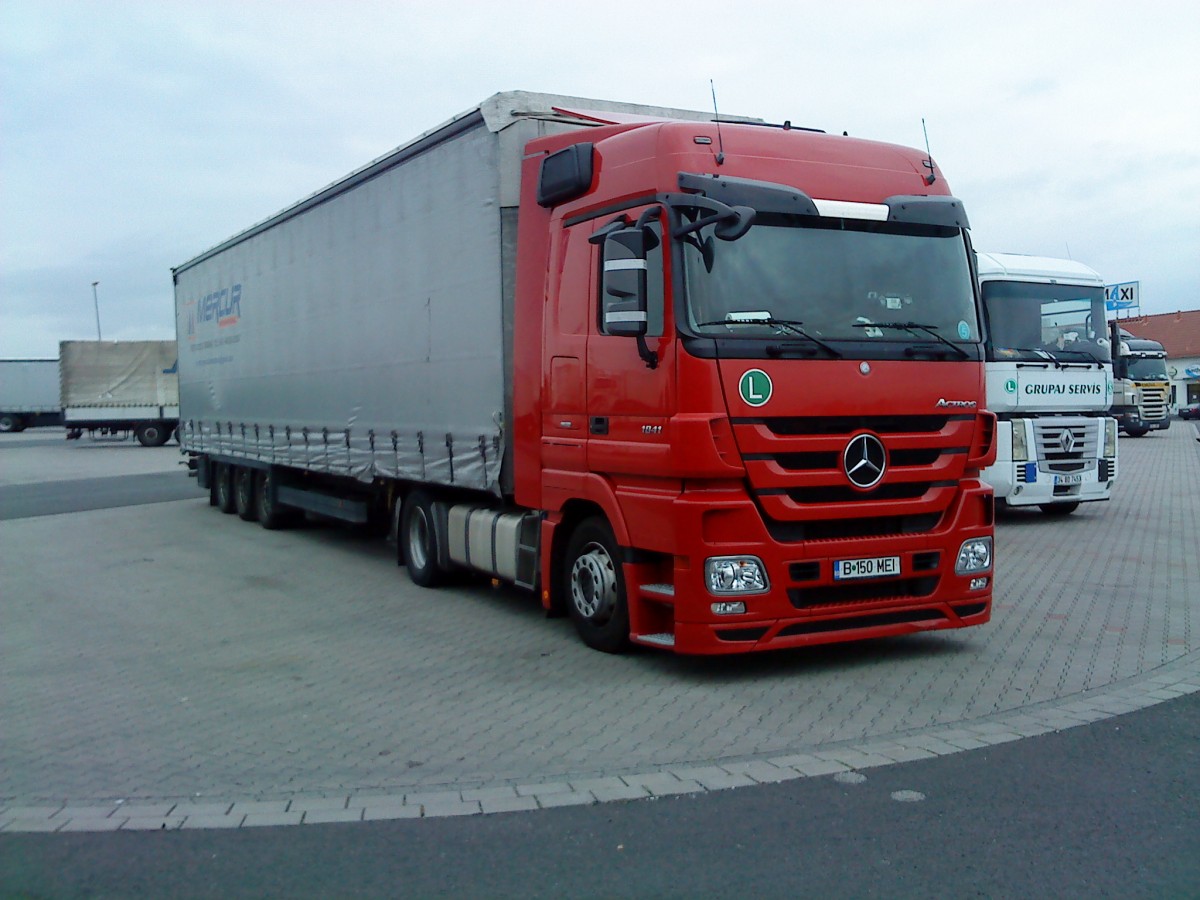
left=602, top=228, right=649, bottom=337
left=714, top=205, right=755, bottom=241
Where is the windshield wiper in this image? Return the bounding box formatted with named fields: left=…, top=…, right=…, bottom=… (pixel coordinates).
left=1052, top=347, right=1105, bottom=365
left=853, top=321, right=971, bottom=360
left=696, top=316, right=842, bottom=358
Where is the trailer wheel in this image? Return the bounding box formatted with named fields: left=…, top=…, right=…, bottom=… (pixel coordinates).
left=0, top=414, right=20, bottom=432
left=255, top=469, right=296, bottom=530
left=563, top=517, right=630, bottom=653
left=135, top=422, right=171, bottom=447
left=1039, top=502, right=1080, bottom=516
left=400, top=490, right=444, bottom=587
left=234, top=467, right=258, bottom=521
left=1125, top=426, right=1148, bottom=437
left=213, top=464, right=237, bottom=514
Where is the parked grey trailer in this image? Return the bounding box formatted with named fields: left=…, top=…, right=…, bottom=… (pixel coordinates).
left=0, top=359, right=63, bottom=431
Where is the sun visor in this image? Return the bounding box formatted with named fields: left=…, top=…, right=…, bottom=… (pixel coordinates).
left=677, top=172, right=819, bottom=217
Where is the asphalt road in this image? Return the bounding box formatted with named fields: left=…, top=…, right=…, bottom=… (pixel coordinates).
left=0, top=471, right=197, bottom=520
left=3, top=690, right=1197, bottom=898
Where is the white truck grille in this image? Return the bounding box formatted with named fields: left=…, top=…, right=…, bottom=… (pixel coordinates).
left=1033, top=418, right=1100, bottom=473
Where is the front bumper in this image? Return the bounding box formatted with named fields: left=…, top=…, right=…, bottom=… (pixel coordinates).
left=639, top=478, right=995, bottom=655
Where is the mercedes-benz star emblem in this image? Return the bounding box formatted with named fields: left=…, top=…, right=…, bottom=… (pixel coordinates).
left=844, top=433, right=887, bottom=489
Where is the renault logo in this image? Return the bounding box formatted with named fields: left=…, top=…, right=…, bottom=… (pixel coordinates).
left=1058, top=429, right=1076, bottom=454
left=844, top=433, right=887, bottom=489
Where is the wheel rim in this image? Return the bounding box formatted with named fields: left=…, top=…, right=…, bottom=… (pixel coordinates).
left=408, top=507, right=430, bottom=570
left=570, top=542, right=617, bottom=622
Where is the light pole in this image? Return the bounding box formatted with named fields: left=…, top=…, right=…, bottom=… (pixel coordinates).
left=91, top=281, right=102, bottom=340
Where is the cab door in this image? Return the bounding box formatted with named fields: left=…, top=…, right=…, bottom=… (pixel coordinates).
left=586, top=206, right=676, bottom=479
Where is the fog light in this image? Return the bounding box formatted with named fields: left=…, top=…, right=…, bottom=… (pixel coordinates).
left=712, top=601, right=747, bottom=615
left=969, top=577, right=989, bottom=591
left=955, top=537, right=992, bottom=574
left=705, top=556, right=769, bottom=594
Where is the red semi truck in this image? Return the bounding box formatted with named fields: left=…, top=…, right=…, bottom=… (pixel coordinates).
left=175, top=91, right=995, bottom=654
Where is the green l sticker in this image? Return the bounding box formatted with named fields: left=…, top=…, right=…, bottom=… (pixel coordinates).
left=739, top=369, right=773, bottom=407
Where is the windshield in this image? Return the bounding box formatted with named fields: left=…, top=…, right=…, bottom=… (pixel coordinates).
left=681, top=213, right=978, bottom=345
left=982, top=280, right=1110, bottom=363
left=1127, top=356, right=1168, bottom=380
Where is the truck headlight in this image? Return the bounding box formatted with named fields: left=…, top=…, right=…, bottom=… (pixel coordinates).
left=705, top=556, right=769, bottom=594
left=1104, top=418, right=1117, bottom=457
left=1011, top=422, right=1028, bottom=462
left=955, top=537, right=992, bottom=575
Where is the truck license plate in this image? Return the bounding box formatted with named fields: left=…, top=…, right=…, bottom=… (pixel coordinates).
left=1054, top=473, right=1083, bottom=485
left=834, top=555, right=901, bottom=580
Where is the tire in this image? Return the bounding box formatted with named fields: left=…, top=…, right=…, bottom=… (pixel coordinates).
left=234, top=467, right=258, bottom=521
left=135, top=422, right=171, bottom=447
left=255, top=469, right=297, bottom=530
left=563, top=517, right=630, bottom=653
left=0, top=414, right=19, bottom=433
left=1039, top=502, right=1080, bottom=516
left=399, top=489, right=445, bottom=587
left=213, top=463, right=237, bottom=514
left=1125, top=427, right=1148, bottom=438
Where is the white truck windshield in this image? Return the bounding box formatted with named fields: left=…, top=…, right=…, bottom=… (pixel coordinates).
left=982, top=281, right=1110, bottom=363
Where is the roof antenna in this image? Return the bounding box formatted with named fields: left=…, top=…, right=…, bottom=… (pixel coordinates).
left=920, top=118, right=936, bottom=185
left=710, top=80, right=725, bottom=166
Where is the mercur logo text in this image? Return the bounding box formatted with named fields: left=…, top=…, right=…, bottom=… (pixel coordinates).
left=196, top=284, right=242, bottom=329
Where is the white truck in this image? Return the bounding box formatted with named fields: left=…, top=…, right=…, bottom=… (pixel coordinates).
left=60, top=340, right=180, bottom=446
left=0, top=359, right=63, bottom=432
left=977, top=253, right=1118, bottom=515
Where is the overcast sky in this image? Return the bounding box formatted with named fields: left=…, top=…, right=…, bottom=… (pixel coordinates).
left=2, top=0, right=1197, bottom=358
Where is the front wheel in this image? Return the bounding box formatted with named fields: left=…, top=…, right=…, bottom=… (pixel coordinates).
left=1039, top=502, right=1080, bottom=516
left=400, top=489, right=445, bottom=587
left=563, top=518, right=630, bottom=653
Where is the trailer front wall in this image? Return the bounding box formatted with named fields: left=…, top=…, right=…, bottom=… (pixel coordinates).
left=175, top=122, right=508, bottom=493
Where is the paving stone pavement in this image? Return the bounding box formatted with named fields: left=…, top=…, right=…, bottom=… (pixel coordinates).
left=1, top=423, right=1198, bottom=832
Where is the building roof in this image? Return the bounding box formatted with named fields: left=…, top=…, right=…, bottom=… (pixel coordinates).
left=1116, top=309, right=1200, bottom=359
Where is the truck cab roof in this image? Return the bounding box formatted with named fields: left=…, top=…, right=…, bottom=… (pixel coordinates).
left=976, top=252, right=1104, bottom=285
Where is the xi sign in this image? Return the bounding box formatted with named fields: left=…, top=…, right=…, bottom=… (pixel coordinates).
left=1105, top=281, right=1140, bottom=311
